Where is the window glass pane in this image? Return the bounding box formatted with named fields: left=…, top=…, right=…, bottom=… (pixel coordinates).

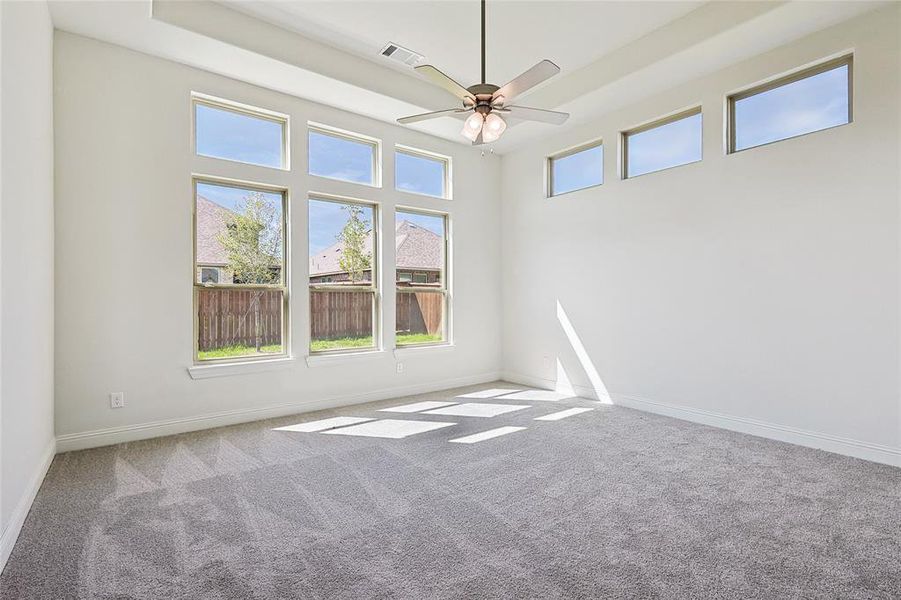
left=396, top=291, right=444, bottom=345
left=550, top=143, right=603, bottom=195
left=195, top=182, right=284, bottom=285
left=309, top=129, right=376, bottom=185
left=309, top=290, right=375, bottom=352
left=733, top=63, right=849, bottom=152
left=195, top=102, right=284, bottom=168
left=395, top=210, right=444, bottom=288
left=396, top=150, right=447, bottom=197
left=309, top=198, right=377, bottom=352
left=626, top=112, right=702, bottom=178
left=197, top=288, right=284, bottom=360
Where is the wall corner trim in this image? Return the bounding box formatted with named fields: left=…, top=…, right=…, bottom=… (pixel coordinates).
left=0, top=438, right=57, bottom=575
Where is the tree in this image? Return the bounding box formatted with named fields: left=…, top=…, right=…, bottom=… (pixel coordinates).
left=217, top=192, right=282, bottom=351
left=337, top=204, right=371, bottom=283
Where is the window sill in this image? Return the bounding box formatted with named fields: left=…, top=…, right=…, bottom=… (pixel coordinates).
left=393, top=343, right=454, bottom=358
left=305, top=349, right=387, bottom=368
left=188, top=356, right=296, bottom=380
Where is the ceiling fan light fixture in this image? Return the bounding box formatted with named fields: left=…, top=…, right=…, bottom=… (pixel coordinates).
left=481, top=112, right=507, bottom=143
left=461, top=111, right=484, bottom=141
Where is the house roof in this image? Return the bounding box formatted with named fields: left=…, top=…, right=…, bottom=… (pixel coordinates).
left=196, top=195, right=234, bottom=266
left=309, top=220, right=441, bottom=276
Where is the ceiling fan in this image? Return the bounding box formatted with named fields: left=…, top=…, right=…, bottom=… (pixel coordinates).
left=396, top=0, right=569, bottom=145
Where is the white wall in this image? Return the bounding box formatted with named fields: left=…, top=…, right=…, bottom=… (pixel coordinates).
left=0, top=0, right=55, bottom=569
left=53, top=32, right=502, bottom=449
left=501, top=5, right=901, bottom=464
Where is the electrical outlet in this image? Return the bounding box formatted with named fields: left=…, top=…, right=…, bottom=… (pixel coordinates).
left=110, top=392, right=125, bottom=409
left=396, top=362, right=404, bottom=374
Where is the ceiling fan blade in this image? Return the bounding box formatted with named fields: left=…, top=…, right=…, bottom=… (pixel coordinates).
left=505, top=105, right=569, bottom=125
left=397, top=108, right=467, bottom=125
left=414, top=65, right=475, bottom=102
left=493, top=60, right=560, bottom=103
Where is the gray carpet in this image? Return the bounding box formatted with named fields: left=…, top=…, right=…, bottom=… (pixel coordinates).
left=2, top=382, right=899, bottom=599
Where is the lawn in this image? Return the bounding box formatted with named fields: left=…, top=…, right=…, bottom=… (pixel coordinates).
left=201, top=333, right=445, bottom=358
left=396, top=332, right=443, bottom=345
left=198, top=344, right=283, bottom=360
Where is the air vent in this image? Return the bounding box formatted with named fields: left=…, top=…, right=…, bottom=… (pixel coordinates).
left=380, top=42, right=424, bottom=67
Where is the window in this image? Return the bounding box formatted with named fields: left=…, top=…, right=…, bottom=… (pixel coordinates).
left=548, top=140, right=603, bottom=196
left=194, top=96, right=286, bottom=169
left=395, top=209, right=448, bottom=347
left=309, top=197, right=379, bottom=353
left=395, top=146, right=450, bottom=198
left=728, top=56, right=852, bottom=153
left=194, top=180, right=287, bottom=362
left=308, top=125, right=379, bottom=186
left=623, top=107, right=702, bottom=178
left=200, top=267, right=219, bottom=284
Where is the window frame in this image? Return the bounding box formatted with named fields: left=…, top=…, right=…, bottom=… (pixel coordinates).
left=547, top=138, right=604, bottom=198
left=192, top=93, right=289, bottom=170
left=192, top=176, right=290, bottom=365
left=307, top=122, right=382, bottom=188
left=621, top=106, right=702, bottom=180
left=394, top=144, right=452, bottom=200
left=726, top=54, right=853, bottom=154
left=394, top=206, right=451, bottom=349
left=308, top=194, right=382, bottom=355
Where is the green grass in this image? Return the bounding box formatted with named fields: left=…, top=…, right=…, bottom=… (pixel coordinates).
left=396, top=332, right=443, bottom=345
left=308, top=332, right=443, bottom=352
left=310, top=336, right=374, bottom=352
left=198, top=344, right=282, bottom=360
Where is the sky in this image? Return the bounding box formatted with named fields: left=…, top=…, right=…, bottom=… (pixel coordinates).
left=627, top=112, right=702, bottom=178
left=396, top=152, right=445, bottom=197
left=309, top=130, right=374, bottom=184
left=552, top=144, right=603, bottom=195
left=197, top=182, right=283, bottom=216
left=308, top=199, right=443, bottom=255
left=195, top=104, right=283, bottom=168
left=734, top=64, right=849, bottom=151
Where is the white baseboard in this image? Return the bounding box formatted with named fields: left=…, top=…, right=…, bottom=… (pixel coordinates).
left=56, top=371, right=502, bottom=452
left=502, top=371, right=901, bottom=467
left=0, top=438, right=56, bottom=575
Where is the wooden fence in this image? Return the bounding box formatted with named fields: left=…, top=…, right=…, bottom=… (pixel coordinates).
left=197, top=288, right=282, bottom=350
left=198, top=288, right=444, bottom=349
left=396, top=291, right=443, bottom=336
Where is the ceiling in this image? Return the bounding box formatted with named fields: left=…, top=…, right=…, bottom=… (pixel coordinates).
left=226, top=1, right=703, bottom=92
left=48, top=1, right=886, bottom=153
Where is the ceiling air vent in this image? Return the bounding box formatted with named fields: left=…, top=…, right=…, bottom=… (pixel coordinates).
left=380, top=42, right=424, bottom=67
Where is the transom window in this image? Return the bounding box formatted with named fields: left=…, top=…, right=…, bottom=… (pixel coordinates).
left=395, top=146, right=450, bottom=199
left=548, top=140, right=604, bottom=196
left=308, top=197, right=379, bottom=353
left=622, top=107, right=702, bottom=179
left=395, top=208, right=449, bottom=347
left=308, top=124, right=380, bottom=186
left=193, top=180, right=287, bottom=362
left=729, top=55, right=852, bottom=153
left=193, top=95, right=287, bottom=169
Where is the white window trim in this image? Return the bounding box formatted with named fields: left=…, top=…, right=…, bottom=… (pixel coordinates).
left=192, top=176, right=291, bottom=366
left=394, top=206, right=451, bottom=349
left=308, top=122, right=382, bottom=188
left=620, top=105, right=703, bottom=180
left=725, top=53, right=853, bottom=154
left=192, top=92, right=290, bottom=171
left=546, top=138, right=604, bottom=198
left=188, top=356, right=296, bottom=380
left=308, top=193, right=382, bottom=356
left=394, top=144, right=453, bottom=200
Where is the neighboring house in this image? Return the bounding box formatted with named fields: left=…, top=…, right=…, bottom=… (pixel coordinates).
left=310, top=219, right=442, bottom=284
left=195, top=195, right=235, bottom=284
